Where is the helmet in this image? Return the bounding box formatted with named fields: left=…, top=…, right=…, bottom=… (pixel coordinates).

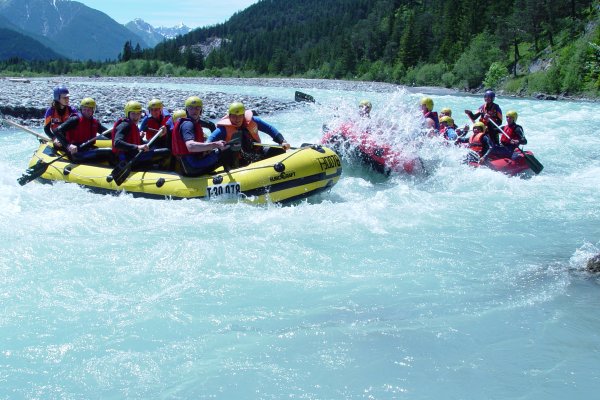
left=53, top=85, right=69, bottom=101
left=473, top=121, right=486, bottom=131
left=124, top=100, right=143, bottom=117
left=228, top=102, right=245, bottom=116
left=440, top=115, right=454, bottom=126
left=80, top=97, right=96, bottom=111
left=506, top=110, right=518, bottom=121
left=359, top=100, right=372, bottom=110
left=172, top=109, right=187, bottom=122
left=184, top=96, right=203, bottom=108
left=484, top=90, right=495, bottom=100
left=148, top=98, right=163, bottom=110
left=420, top=97, right=433, bottom=112
left=440, top=107, right=452, bottom=116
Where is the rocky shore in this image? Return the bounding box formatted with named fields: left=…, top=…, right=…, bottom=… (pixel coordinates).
left=0, top=76, right=413, bottom=128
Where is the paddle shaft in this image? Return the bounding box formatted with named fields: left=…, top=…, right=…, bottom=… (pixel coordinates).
left=4, top=119, right=49, bottom=142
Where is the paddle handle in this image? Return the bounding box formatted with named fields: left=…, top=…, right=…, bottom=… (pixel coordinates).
left=4, top=119, right=49, bottom=142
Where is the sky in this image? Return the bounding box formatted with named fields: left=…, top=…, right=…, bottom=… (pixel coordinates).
left=76, top=0, right=259, bottom=28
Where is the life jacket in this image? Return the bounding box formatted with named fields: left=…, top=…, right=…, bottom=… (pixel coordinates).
left=500, top=123, right=521, bottom=146
left=66, top=116, right=98, bottom=145
left=217, top=110, right=261, bottom=144
left=477, top=103, right=502, bottom=125
left=424, top=110, right=439, bottom=130
left=45, top=106, right=77, bottom=131
left=171, top=117, right=205, bottom=156
left=146, top=115, right=172, bottom=140
left=111, top=118, right=141, bottom=154
left=469, top=132, right=487, bottom=155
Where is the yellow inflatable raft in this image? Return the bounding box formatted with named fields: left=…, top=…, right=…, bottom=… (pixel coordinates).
left=24, top=141, right=342, bottom=204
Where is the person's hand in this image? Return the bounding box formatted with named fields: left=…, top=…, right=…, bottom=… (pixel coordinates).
left=212, top=140, right=226, bottom=150
left=138, top=144, right=149, bottom=152
left=52, top=138, right=63, bottom=148
left=281, top=141, right=291, bottom=150
left=511, top=139, right=519, bottom=145
left=68, top=144, right=78, bottom=154
left=157, top=126, right=167, bottom=137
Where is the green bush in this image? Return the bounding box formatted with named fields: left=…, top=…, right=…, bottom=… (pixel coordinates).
left=453, top=32, right=503, bottom=88
left=483, top=62, right=508, bottom=89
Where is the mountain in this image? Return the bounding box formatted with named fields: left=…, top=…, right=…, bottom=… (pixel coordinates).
left=124, top=19, right=191, bottom=48
left=125, top=18, right=165, bottom=48
left=0, top=28, right=64, bottom=60
left=0, top=0, right=148, bottom=60
left=154, top=22, right=191, bottom=39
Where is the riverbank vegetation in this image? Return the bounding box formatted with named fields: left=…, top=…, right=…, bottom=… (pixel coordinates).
left=1, top=0, right=599, bottom=97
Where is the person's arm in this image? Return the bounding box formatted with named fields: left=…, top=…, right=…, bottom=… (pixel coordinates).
left=53, top=115, right=79, bottom=146
left=514, top=125, right=527, bottom=145
left=207, top=127, right=226, bottom=142
left=114, top=121, right=143, bottom=153
left=200, top=119, right=216, bottom=132
left=253, top=117, right=289, bottom=149
left=181, top=121, right=225, bottom=153
left=97, top=123, right=110, bottom=137
left=480, top=135, right=495, bottom=161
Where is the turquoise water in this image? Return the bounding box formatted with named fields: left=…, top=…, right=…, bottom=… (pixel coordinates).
left=1, top=81, right=599, bottom=399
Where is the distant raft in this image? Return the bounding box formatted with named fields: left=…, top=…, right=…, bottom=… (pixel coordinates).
left=23, top=140, right=342, bottom=204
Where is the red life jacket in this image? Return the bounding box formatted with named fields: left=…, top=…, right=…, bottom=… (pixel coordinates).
left=146, top=115, right=172, bottom=140
left=500, top=123, right=519, bottom=146
left=46, top=106, right=76, bottom=131
left=171, top=117, right=205, bottom=156
left=217, top=110, right=261, bottom=143
left=469, top=132, right=487, bottom=155
left=111, top=118, right=141, bottom=154
left=477, top=103, right=502, bottom=125
left=66, top=116, right=98, bottom=145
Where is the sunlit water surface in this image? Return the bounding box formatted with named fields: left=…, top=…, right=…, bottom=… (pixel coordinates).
left=1, top=81, right=599, bottom=399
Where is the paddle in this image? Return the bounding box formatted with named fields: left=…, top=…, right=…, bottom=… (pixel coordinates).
left=4, top=119, right=49, bottom=142
left=17, top=133, right=107, bottom=186
left=488, top=119, right=543, bottom=174
left=294, top=91, right=315, bottom=103
left=107, top=126, right=165, bottom=186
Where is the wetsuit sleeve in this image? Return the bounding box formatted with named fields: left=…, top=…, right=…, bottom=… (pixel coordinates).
left=54, top=115, right=80, bottom=146
left=253, top=117, right=285, bottom=144
left=114, top=121, right=139, bottom=152
left=515, top=125, right=527, bottom=145
left=208, top=127, right=226, bottom=142
left=97, top=123, right=110, bottom=137
left=200, top=119, right=216, bottom=132
left=43, top=108, right=55, bottom=138
left=481, top=135, right=495, bottom=159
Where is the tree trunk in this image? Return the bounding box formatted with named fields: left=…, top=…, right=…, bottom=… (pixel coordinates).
left=513, top=38, right=520, bottom=77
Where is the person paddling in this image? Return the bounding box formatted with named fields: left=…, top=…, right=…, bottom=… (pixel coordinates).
left=496, top=110, right=528, bottom=159
left=112, top=100, right=170, bottom=167
left=209, top=102, right=290, bottom=167
left=171, top=96, right=227, bottom=176
left=44, top=85, right=79, bottom=144
left=359, top=100, right=372, bottom=118
left=139, top=98, right=174, bottom=149
left=463, top=121, right=495, bottom=164
left=51, top=97, right=112, bottom=163
left=465, top=90, right=503, bottom=144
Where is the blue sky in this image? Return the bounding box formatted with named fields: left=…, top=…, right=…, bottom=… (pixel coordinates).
left=77, top=0, right=258, bottom=28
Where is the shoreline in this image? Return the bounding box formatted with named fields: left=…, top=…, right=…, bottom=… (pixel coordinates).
left=0, top=76, right=596, bottom=127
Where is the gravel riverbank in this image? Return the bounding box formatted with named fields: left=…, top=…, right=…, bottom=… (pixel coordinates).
left=0, top=76, right=415, bottom=128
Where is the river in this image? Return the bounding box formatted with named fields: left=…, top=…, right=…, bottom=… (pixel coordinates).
left=1, top=79, right=599, bottom=399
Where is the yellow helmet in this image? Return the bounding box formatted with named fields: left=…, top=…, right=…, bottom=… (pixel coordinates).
left=172, top=109, right=187, bottom=122
left=228, top=102, right=245, bottom=116
left=473, top=121, right=486, bottom=131
left=80, top=97, right=96, bottom=110
left=185, top=96, right=203, bottom=108
left=124, top=100, right=143, bottom=117
left=440, top=115, right=454, bottom=126
left=440, top=107, right=452, bottom=116
left=506, top=110, right=518, bottom=121
left=420, top=97, right=433, bottom=111
left=359, top=99, right=372, bottom=109
left=148, top=98, right=163, bottom=110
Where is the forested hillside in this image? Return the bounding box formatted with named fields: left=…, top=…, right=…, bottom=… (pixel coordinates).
left=2, top=0, right=599, bottom=96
